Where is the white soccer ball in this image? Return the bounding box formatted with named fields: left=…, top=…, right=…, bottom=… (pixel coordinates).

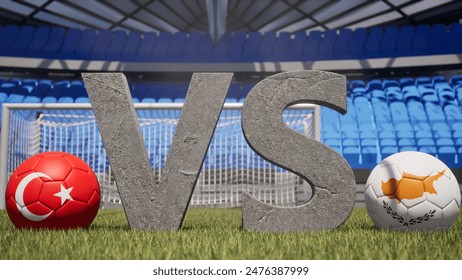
left=365, top=151, right=461, bottom=231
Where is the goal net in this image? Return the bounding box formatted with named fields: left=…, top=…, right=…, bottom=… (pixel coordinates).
left=0, top=103, right=319, bottom=209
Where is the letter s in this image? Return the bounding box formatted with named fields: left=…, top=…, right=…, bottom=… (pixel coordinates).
left=241, top=70, right=356, bottom=232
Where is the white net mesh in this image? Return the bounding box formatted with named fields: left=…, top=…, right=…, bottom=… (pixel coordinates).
left=5, top=105, right=316, bottom=208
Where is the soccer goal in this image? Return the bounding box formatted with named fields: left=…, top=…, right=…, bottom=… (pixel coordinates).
left=0, top=102, right=320, bottom=209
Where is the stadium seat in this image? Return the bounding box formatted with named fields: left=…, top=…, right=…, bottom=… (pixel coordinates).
left=318, top=29, right=337, bottom=60
left=257, top=32, right=277, bottom=60
left=152, top=32, right=173, bottom=60
left=137, top=32, right=157, bottom=59
left=74, top=29, right=97, bottom=59
left=381, top=146, right=398, bottom=159
left=182, top=32, right=202, bottom=61
left=214, top=32, right=232, bottom=61
left=90, top=29, right=112, bottom=59
left=121, top=31, right=141, bottom=60
left=448, top=23, right=462, bottom=53
left=272, top=32, right=291, bottom=60
left=41, top=27, right=65, bottom=58
left=105, top=30, right=127, bottom=60
left=396, top=25, right=415, bottom=56
left=287, top=30, right=306, bottom=60
left=412, top=24, right=430, bottom=56
left=167, top=32, right=187, bottom=61
left=407, top=101, right=427, bottom=123
left=425, top=102, right=446, bottom=124
left=197, top=33, right=214, bottom=61
left=349, top=28, right=367, bottom=59
left=242, top=32, right=262, bottom=61
left=390, top=102, right=409, bottom=124
left=303, top=30, right=321, bottom=60
left=362, top=147, right=378, bottom=168
left=429, top=24, right=448, bottom=54
left=0, top=25, right=19, bottom=53
left=381, top=26, right=398, bottom=57
left=10, top=25, right=35, bottom=56
left=365, top=27, right=383, bottom=57
left=228, top=31, right=246, bottom=60
left=333, top=29, right=353, bottom=59
left=343, top=147, right=361, bottom=168
left=438, top=146, right=458, bottom=167
left=27, top=26, right=51, bottom=57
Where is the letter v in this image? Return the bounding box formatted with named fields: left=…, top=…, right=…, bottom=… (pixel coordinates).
left=83, top=73, right=233, bottom=229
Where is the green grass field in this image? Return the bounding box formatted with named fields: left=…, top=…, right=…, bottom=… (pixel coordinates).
left=1, top=208, right=461, bottom=260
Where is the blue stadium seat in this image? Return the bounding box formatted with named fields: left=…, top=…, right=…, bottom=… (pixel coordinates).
left=371, top=89, right=386, bottom=102
left=75, top=29, right=97, bottom=59
left=318, top=29, right=337, bottom=60
left=436, top=138, right=455, bottom=149
left=288, top=31, right=306, bottom=60
left=343, top=147, right=360, bottom=168
left=381, top=26, right=398, bottom=57
left=362, top=147, right=378, bottom=168
left=381, top=146, right=398, bottom=159
left=214, top=33, right=232, bottom=61
left=242, top=32, right=262, bottom=61
left=197, top=33, right=214, bottom=61
left=407, top=101, right=427, bottom=123
left=402, top=86, right=421, bottom=102
left=182, top=32, right=202, bottom=61
left=367, top=79, right=382, bottom=91
left=415, top=130, right=433, bottom=139
left=413, top=24, right=430, bottom=55
left=121, top=31, right=141, bottom=60
left=333, top=28, right=352, bottom=59
left=168, top=32, right=187, bottom=61
left=105, top=30, right=127, bottom=60
left=425, top=102, right=446, bottom=125
left=137, top=32, right=157, bottom=59
left=438, top=146, right=458, bottom=167
left=429, top=24, right=448, bottom=55
left=380, top=138, right=397, bottom=147
left=59, top=28, right=81, bottom=58
left=365, top=27, right=383, bottom=58
left=0, top=25, right=19, bottom=53
left=396, top=25, right=415, bottom=56
left=90, top=29, right=112, bottom=59
left=303, top=30, right=321, bottom=60
left=27, top=26, right=51, bottom=57
left=390, top=102, right=409, bottom=124
left=152, top=32, right=172, bottom=60
left=400, top=77, right=414, bottom=87
left=11, top=25, right=35, bottom=55
left=42, top=27, right=65, bottom=58
left=448, top=23, right=462, bottom=53
left=349, top=28, right=367, bottom=59
left=257, top=32, right=277, bottom=61
left=419, top=146, right=437, bottom=157
left=228, top=31, right=246, bottom=60
left=272, top=32, right=291, bottom=60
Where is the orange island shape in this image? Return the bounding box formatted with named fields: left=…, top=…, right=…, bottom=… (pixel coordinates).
left=381, top=170, right=446, bottom=202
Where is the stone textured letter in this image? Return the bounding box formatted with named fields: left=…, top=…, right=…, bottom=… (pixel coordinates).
left=241, top=70, right=356, bottom=232
left=83, top=73, right=232, bottom=230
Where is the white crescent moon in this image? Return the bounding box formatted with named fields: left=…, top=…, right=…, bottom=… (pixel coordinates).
left=15, top=172, right=53, bottom=222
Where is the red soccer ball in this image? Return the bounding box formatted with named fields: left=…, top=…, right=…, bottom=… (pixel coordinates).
left=5, top=152, right=100, bottom=229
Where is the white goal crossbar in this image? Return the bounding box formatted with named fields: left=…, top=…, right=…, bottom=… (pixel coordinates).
left=0, top=102, right=320, bottom=209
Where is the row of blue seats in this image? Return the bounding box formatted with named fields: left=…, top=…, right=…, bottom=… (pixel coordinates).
left=2, top=76, right=461, bottom=168
left=1, top=23, right=462, bottom=62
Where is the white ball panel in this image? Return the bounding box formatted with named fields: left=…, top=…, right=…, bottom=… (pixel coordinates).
left=375, top=196, right=408, bottom=229
left=441, top=199, right=461, bottom=229
left=425, top=171, right=459, bottom=209
left=406, top=201, right=442, bottom=230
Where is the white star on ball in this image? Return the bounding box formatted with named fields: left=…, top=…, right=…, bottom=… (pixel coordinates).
left=54, top=184, right=74, bottom=205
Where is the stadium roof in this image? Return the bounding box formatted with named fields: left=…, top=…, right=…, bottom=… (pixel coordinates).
left=0, top=0, right=461, bottom=41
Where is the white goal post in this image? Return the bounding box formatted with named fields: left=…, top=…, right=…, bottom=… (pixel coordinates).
left=0, top=102, right=320, bottom=209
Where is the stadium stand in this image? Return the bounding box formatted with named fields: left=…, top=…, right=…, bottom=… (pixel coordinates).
left=1, top=23, right=462, bottom=62
left=1, top=74, right=461, bottom=170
